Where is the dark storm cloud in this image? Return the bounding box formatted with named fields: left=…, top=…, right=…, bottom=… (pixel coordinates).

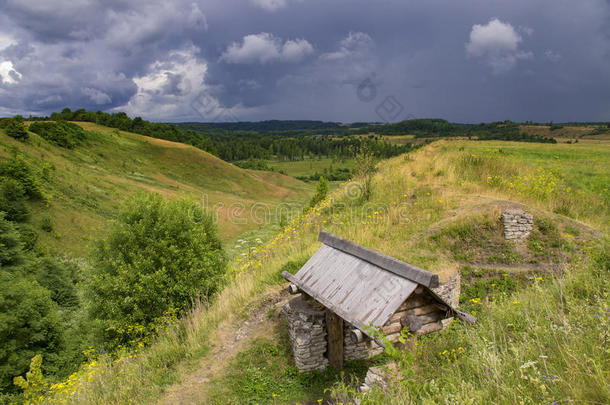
left=0, top=0, right=609, bottom=121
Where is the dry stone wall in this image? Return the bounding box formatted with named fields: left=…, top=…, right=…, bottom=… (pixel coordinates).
left=431, top=271, right=461, bottom=308
left=502, top=209, right=533, bottom=240
left=343, top=322, right=384, bottom=361
left=281, top=296, right=328, bottom=372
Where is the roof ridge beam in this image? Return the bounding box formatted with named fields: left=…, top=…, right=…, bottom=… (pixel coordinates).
left=318, top=231, right=439, bottom=288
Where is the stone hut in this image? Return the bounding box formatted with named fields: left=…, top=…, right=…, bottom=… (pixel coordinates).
left=281, top=231, right=476, bottom=372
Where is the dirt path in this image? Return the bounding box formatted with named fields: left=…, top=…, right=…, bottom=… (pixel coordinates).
left=156, top=286, right=291, bottom=405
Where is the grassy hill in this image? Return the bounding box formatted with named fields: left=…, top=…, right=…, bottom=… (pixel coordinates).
left=0, top=122, right=312, bottom=256
left=41, top=138, right=608, bottom=404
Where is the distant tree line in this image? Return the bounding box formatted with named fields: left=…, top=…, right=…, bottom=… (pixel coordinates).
left=34, top=109, right=414, bottom=161
left=352, top=119, right=558, bottom=143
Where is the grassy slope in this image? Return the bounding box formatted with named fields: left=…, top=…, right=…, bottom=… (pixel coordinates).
left=267, top=157, right=354, bottom=178
left=0, top=122, right=312, bottom=255
left=44, top=139, right=609, bottom=404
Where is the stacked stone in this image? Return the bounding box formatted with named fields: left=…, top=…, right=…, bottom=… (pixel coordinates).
left=343, top=322, right=384, bottom=360
left=430, top=271, right=461, bottom=308
left=502, top=209, right=533, bottom=240
left=281, top=296, right=328, bottom=372
left=359, top=366, right=389, bottom=393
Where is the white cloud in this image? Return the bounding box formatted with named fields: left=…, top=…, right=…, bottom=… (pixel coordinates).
left=117, top=45, right=242, bottom=121
left=0, top=33, right=16, bottom=50
left=221, top=33, right=313, bottom=64
left=82, top=87, right=112, bottom=104
left=281, top=39, right=314, bottom=62
left=320, top=31, right=373, bottom=60
left=250, top=0, right=287, bottom=11
left=0, top=60, right=22, bottom=84
left=466, top=18, right=533, bottom=74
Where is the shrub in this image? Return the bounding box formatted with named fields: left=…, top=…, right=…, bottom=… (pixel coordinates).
left=309, top=176, right=329, bottom=207
left=28, top=121, right=85, bottom=149
left=0, top=178, right=30, bottom=222
left=0, top=271, right=64, bottom=392
left=40, top=215, right=53, bottom=232
left=0, top=156, right=42, bottom=199
left=16, top=224, right=38, bottom=251
left=3, top=118, right=28, bottom=141
left=34, top=258, right=79, bottom=308
left=13, top=354, right=47, bottom=404
left=353, top=144, right=378, bottom=201
left=0, top=214, right=24, bottom=267
left=87, top=192, right=227, bottom=346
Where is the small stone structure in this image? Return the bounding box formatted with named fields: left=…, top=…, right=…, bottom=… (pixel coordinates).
left=502, top=209, right=533, bottom=240
left=282, top=231, right=476, bottom=373
left=281, top=295, right=328, bottom=372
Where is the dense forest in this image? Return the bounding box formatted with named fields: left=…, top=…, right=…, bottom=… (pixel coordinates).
left=17, top=109, right=568, bottom=165
left=351, top=119, right=558, bottom=142
left=30, top=109, right=412, bottom=161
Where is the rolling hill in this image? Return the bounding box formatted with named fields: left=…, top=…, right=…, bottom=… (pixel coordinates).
left=42, top=138, right=609, bottom=404
left=0, top=122, right=313, bottom=256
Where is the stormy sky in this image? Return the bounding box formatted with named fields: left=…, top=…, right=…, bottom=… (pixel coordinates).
left=0, top=0, right=609, bottom=123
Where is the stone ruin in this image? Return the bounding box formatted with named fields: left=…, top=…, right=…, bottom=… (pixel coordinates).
left=281, top=295, right=328, bottom=372
left=502, top=209, right=533, bottom=240
left=281, top=295, right=385, bottom=372
left=282, top=273, right=461, bottom=373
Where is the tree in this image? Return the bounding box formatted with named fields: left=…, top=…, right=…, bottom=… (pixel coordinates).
left=309, top=176, right=329, bottom=208
left=353, top=143, right=378, bottom=202
left=4, top=118, right=28, bottom=141
left=0, top=216, right=64, bottom=392
left=0, top=178, right=30, bottom=222
left=34, top=258, right=79, bottom=308
left=87, top=192, right=227, bottom=345
left=0, top=271, right=63, bottom=392
left=0, top=213, right=24, bottom=267
left=0, top=155, right=42, bottom=199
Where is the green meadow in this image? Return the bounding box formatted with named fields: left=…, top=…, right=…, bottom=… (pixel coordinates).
left=42, top=138, right=608, bottom=404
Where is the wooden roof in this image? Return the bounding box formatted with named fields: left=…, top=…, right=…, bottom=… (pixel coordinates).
left=282, top=232, right=453, bottom=337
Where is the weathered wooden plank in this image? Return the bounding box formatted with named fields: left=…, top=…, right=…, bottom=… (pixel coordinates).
left=390, top=304, right=441, bottom=322
left=327, top=310, right=344, bottom=370
left=382, top=322, right=403, bottom=335
left=350, top=329, right=364, bottom=343
left=414, top=311, right=443, bottom=325
left=404, top=295, right=432, bottom=309
left=415, top=321, right=443, bottom=336
left=318, top=231, right=439, bottom=288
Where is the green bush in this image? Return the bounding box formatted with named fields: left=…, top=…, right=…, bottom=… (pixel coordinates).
left=0, top=156, right=42, bottom=199
left=0, top=218, right=64, bottom=392
left=34, top=258, right=79, bottom=308
left=0, top=271, right=64, bottom=393
left=28, top=121, right=85, bottom=149
left=15, top=224, right=37, bottom=251
left=40, top=215, right=53, bottom=233
left=0, top=178, right=30, bottom=222
left=0, top=214, right=24, bottom=267
left=87, top=192, right=227, bottom=346
left=308, top=176, right=329, bottom=207
left=3, top=117, right=28, bottom=141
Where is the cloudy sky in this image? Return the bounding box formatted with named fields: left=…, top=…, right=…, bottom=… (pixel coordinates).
left=0, top=0, right=609, bottom=123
